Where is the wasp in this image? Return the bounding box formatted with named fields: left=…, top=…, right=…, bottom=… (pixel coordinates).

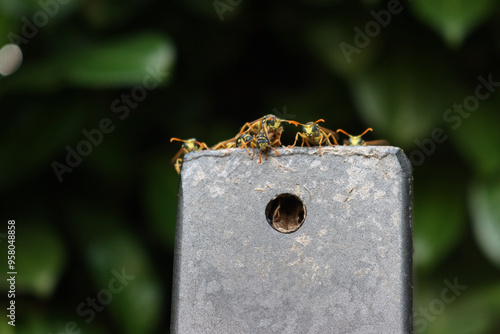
left=336, top=128, right=389, bottom=146
left=288, top=119, right=339, bottom=155
left=211, top=132, right=254, bottom=154
left=238, top=114, right=294, bottom=147
left=170, top=138, right=209, bottom=174
left=236, top=132, right=254, bottom=154
left=250, top=131, right=280, bottom=164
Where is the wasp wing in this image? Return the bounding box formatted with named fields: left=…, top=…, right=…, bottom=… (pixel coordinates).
left=364, top=139, right=389, bottom=146
left=238, top=116, right=265, bottom=135
left=170, top=148, right=185, bottom=165
left=318, top=126, right=340, bottom=143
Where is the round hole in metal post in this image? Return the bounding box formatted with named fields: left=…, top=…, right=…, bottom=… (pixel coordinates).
left=265, top=193, right=306, bottom=234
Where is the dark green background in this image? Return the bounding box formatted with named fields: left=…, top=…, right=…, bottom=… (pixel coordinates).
left=1, top=0, right=500, bottom=333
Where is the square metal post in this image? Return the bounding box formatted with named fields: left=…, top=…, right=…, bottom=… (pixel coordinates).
left=171, top=146, right=413, bottom=334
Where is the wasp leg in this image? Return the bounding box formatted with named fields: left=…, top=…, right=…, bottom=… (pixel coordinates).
left=270, top=146, right=280, bottom=157
left=328, top=132, right=339, bottom=145
left=321, top=130, right=338, bottom=146
left=170, top=147, right=188, bottom=166
left=241, top=142, right=251, bottom=155
left=174, top=158, right=183, bottom=174
left=238, top=121, right=261, bottom=136
left=238, top=122, right=252, bottom=135
left=258, top=152, right=263, bottom=164
left=197, top=142, right=210, bottom=150
left=317, top=133, right=324, bottom=156
left=293, top=133, right=307, bottom=148
left=270, top=137, right=281, bottom=147
left=273, top=127, right=284, bottom=146
left=288, top=132, right=301, bottom=148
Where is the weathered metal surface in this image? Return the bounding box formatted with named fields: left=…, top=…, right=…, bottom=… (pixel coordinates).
left=171, top=146, right=413, bottom=334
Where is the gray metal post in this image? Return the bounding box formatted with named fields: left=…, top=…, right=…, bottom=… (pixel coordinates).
left=171, top=146, right=413, bottom=334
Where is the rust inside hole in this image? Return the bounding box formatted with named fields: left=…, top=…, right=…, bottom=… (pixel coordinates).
left=265, top=193, right=306, bottom=234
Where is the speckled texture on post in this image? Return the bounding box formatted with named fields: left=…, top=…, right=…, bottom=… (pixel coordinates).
left=171, top=146, right=413, bottom=334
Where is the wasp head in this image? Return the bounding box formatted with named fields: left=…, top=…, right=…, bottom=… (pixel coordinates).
left=170, top=138, right=200, bottom=151
left=183, top=138, right=199, bottom=151
left=256, top=132, right=270, bottom=152
left=348, top=136, right=365, bottom=146
left=262, top=114, right=282, bottom=132
left=337, top=128, right=372, bottom=146
left=302, top=122, right=320, bottom=137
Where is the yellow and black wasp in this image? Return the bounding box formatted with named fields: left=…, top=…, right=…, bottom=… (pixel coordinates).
left=170, top=138, right=209, bottom=174
left=250, top=131, right=280, bottom=164
left=336, top=128, right=388, bottom=146
left=236, top=132, right=254, bottom=154
left=288, top=119, right=339, bottom=155
left=211, top=132, right=254, bottom=154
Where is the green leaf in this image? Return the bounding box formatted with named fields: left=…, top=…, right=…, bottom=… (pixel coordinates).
left=350, top=51, right=461, bottom=147
left=413, top=178, right=467, bottom=271
left=0, top=218, right=67, bottom=298
left=0, top=13, right=17, bottom=45
left=469, top=179, right=500, bottom=268
left=64, top=33, right=175, bottom=88
left=71, top=208, right=162, bottom=334
left=2, top=33, right=176, bottom=91
left=449, top=106, right=500, bottom=176
left=0, top=318, right=14, bottom=334
left=410, top=0, right=497, bottom=47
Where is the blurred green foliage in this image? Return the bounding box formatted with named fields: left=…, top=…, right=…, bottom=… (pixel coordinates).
left=1, top=0, right=500, bottom=333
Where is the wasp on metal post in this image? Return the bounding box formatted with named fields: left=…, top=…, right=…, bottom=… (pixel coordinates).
left=288, top=119, right=339, bottom=155
left=238, top=114, right=296, bottom=147
left=336, top=128, right=388, bottom=146
left=169, top=114, right=389, bottom=173
left=170, top=138, right=209, bottom=174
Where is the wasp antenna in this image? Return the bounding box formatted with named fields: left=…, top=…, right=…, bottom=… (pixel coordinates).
left=359, top=128, right=373, bottom=137
left=336, top=129, right=351, bottom=137
left=287, top=120, right=301, bottom=127
left=314, top=119, right=325, bottom=124
left=170, top=137, right=185, bottom=143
